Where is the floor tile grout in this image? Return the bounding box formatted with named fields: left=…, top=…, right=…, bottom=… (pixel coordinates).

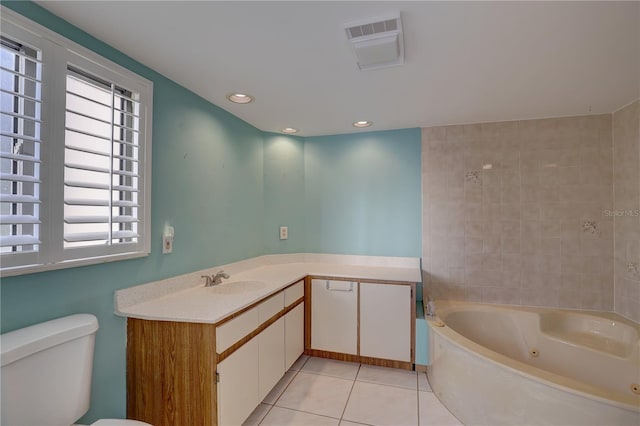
left=297, top=370, right=359, bottom=381
left=253, top=356, right=457, bottom=426
left=354, top=378, right=418, bottom=391
left=259, top=405, right=348, bottom=424
left=257, top=360, right=304, bottom=424
left=258, top=403, right=274, bottom=425
left=270, top=368, right=300, bottom=405
left=337, top=362, right=361, bottom=423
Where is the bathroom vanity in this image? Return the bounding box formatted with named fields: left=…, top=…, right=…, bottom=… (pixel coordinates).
left=308, top=277, right=415, bottom=369
left=126, top=280, right=304, bottom=426
left=117, top=256, right=419, bottom=426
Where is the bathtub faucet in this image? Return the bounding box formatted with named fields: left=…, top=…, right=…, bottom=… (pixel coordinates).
left=202, top=270, right=230, bottom=287
left=426, top=295, right=436, bottom=317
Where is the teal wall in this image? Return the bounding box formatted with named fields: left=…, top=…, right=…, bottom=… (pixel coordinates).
left=262, top=129, right=422, bottom=256
left=263, top=133, right=305, bottom=254
left=415, top=302, right=429, bottom=365
left=1, top=2, right=422, bottom=423
left=1, top=2, right=265, bottom=423
left=304, top=130, right=422, bottom=256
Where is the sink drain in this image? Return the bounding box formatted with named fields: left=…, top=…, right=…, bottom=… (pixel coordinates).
left=529, top=348, right=540, bottom=358
left=632, top=383, right=640, bottom=395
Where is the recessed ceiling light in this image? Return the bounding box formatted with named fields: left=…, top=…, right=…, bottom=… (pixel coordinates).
left=353, top=120, right=372, bottom=128
left=281, top=127, right=298, bottom=134
left=227, top=93, right=254, bottom=104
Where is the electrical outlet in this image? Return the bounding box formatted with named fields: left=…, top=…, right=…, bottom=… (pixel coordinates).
left=162, top=225, right=174, bottom=254
left=279, top=226, right=288, bottom=240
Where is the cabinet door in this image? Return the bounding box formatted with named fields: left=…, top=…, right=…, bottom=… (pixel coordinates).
left=258, top=317, right=285, bottom=401
left=284, top=302, right=304, bottom=370
left=217, top=337, right=260, bottom=426
left=360, top=283, right=411, bottom=362
left=311, top=279, right=358, bottom=354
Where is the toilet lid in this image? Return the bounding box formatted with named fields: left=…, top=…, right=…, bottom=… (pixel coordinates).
left=91, top=420, right=152, bottom=426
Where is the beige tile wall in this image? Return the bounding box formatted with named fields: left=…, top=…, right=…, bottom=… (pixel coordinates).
left=422, top=114, right=615, bottom=310
left=613, top=100, right=640, bottom=322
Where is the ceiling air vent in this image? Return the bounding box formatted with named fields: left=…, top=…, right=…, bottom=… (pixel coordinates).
left=344, top=14, right=404, bottom=71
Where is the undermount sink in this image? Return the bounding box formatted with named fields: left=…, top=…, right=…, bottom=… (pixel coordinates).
left=208, top=280, right=266, bottom=294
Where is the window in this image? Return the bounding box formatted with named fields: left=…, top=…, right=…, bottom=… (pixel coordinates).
left=64, top=67, right=141, bottom=249
left=0, top=34, right=42, bottom=259
left=0, top=10, right=152, bottom=276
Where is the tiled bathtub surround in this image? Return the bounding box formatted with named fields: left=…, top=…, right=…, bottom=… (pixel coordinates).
left=422, top=114, right=616, bottom=310
left=613, top=100, right=640, bottom=323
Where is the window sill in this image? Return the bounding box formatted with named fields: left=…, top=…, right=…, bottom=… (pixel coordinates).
left=0, top=250, right=150, bottom=278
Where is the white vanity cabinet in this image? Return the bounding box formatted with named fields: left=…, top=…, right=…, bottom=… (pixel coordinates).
left=285, top=303, right=304, bottom=370
left=359, top=282, right=412, bottom=362
left=216, top=283, right=303, bottom=425
left=127, top=280, right=305, bottom=426
left=284, top=281, right=305, bottom=370
left=257, top=292, right=286, bottom=400
left=217, top=337, right=260, bottom=426
left=126, top=274, right=415, bottom=426
left=311, top=279, right=358, bottom=354
left=308, top=278, right=415, bottom=367
left=258, top=317, right=285, bottom=400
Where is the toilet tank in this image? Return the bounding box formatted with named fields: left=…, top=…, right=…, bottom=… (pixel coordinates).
left=1, top=314, right=99, bottom=426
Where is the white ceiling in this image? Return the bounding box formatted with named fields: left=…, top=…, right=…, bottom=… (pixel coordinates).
left=35, top=1, right=639, bottom=137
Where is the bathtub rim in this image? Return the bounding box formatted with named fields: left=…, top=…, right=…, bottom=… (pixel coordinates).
left=428, top=301, right=640, bottom=412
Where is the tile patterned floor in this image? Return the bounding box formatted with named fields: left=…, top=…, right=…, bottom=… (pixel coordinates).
left=243, top=356, right=463, bottom=426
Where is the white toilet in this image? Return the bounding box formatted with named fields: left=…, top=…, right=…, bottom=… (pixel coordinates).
left=1, top=314, right=151, bottom=426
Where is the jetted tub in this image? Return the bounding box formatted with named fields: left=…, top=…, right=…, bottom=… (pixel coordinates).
left=427, top=302, right=640, bottom=425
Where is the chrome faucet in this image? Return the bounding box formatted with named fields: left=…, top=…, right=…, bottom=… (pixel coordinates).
left=425, top=294, right=436, bottom=317
left=202, top=270, right=230, bottom=287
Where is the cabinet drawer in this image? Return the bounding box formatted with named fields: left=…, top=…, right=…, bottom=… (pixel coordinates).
left=216, top=307, right=260, bottom=353
left=284, top=280, right=304, bottom=306
left=217, top=292, right=285, bottom=353
left=258, top=292, right=284, bottom=323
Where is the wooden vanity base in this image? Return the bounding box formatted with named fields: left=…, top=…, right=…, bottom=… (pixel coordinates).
left=126, top=319, right=217, bottom=425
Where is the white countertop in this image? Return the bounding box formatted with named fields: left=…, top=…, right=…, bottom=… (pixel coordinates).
left=115, top=254, right=421, bottom=324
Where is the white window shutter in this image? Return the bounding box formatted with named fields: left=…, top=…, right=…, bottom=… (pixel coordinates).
left=63, top=66, right=141, bottom=254
left=0, top=33, right=43, bottom=267
left=1, top=9, right=152, bottom=275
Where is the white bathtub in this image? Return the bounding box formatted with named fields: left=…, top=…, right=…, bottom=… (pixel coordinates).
left=427, top=302, right=640, bottom=425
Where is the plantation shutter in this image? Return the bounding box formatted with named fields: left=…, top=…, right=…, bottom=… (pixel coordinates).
left=64, top=65, right=141, bottom=252
left=1, top=10, right=152, bottom=276
left=0, top=35, right=42, bottom=259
